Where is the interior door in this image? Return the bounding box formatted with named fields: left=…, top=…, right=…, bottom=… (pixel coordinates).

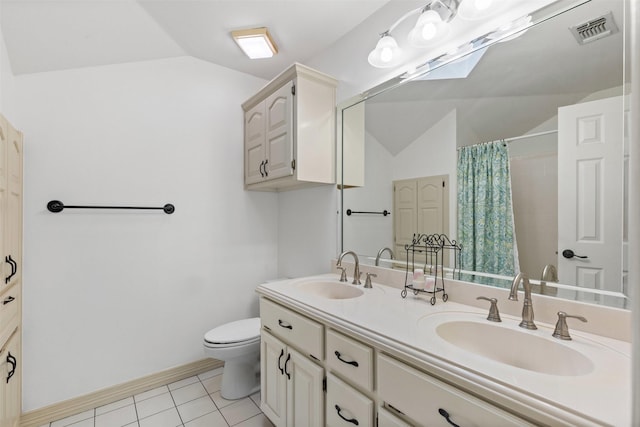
left=557, top=96, right=623, bottom=294
left=393, top=179, right=416, bottom=261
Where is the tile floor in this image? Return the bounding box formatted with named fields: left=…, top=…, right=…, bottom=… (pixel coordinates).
left=39, top=368, right=274, bottom=427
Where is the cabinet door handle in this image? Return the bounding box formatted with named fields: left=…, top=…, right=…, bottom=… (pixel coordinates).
left=5, top=255, right=16, bottom=284
left=6, top=352, right=17, bottom=384
left=259, top=161, right=265, bottom=177
left=277, top=348, right=285, bottom=375
left=3, top=296, right=15, bottom=305
left=278, top=319, right=292, bottom=330
left=335, top=405, right=359, bottom=425
left=264, top=159, right=268, bottom=176
left=438, top=408, right=461, bottom=427
left=284, top=353, right=291, bottom=380
left=334, top=351, right=359, bottom=367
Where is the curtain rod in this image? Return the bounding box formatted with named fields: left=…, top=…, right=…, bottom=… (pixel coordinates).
left=457, top=129, right=558, bottom=151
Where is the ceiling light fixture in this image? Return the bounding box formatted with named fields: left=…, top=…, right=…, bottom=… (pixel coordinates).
left=231, top=27, right=278, bottom=59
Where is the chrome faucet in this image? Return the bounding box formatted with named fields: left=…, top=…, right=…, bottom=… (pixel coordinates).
left=509, top=272, right=537, bottom=330
left=375, top=247, right=395, bottom=266
left=337, top=251, right=361, bottom=285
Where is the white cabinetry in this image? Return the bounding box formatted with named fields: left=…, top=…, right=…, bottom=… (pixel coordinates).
left=377, top=353, right=530, bottom=426
left=242, top=63, right=337, bottom=191
left=0, top=114, right=22, bottom=427
left=260, top=299, right=324, bottom=427
left=325, top=374, right=373, bottom=427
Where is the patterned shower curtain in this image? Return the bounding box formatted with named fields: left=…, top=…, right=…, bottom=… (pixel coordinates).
left=457, top=141, right=519, bottom=276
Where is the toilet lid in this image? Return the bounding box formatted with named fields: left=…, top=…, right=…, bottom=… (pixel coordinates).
left=204, top=317, right=261, bottom=344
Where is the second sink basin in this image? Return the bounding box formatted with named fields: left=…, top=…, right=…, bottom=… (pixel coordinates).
left=296, top=280, right=364, bottom=299
left=435, top=319, right=594, bottom=376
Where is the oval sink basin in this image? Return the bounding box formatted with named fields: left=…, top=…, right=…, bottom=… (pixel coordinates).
left=297, top=281, right=364, bottom=300
left=436, top=320, right=594, bottom=376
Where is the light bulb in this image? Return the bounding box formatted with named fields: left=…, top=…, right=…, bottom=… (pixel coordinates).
left=380, top=47, right=393, bottom=63
left=474, top=0, right=492, bottom=11
left=421, top=22, right=438, bottom=40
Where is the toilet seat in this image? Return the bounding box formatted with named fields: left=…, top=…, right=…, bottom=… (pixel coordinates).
left=204, top=317, right=260, bottom=345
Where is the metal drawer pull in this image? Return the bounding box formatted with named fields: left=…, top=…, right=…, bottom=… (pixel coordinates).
left=438, top=408, right=461, bottom=427
left=334, top=351, right=359, bottom=367
left=277, top=348, right=284, bottom=375
left=278, top=319, right=293, bottom=330
left=335, top=405, right=359, bottom=425
left=284, top=353, right=291, bottom=380
left=3, top=296, right=15, bottom=305
left=7, top=352, right=17, bottom=384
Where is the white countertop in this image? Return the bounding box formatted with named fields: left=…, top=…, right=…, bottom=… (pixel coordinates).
left=256, top=274, right=631, bottom=427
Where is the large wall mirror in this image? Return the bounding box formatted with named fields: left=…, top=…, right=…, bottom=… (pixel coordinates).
left=340, top=0, right=630, bottom=309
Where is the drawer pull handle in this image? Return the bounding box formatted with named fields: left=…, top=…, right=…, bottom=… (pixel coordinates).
left=277, top=348, right=285, bottom=375
left=335, top=405, right=359, bottom=425
left=284, top=353, right=291, bottom=380
left=334, top=351, right=359, bottom=367
left=438, top=408, right=461, bottom=427
left=278, top=319, right=293, bottom=330
left=6, top=352, right=17, bottom=384
left=3, top=296, right=16, bottom=305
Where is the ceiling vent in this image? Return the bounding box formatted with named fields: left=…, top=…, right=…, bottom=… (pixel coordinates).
left=570, top=12, right=618, bottom=45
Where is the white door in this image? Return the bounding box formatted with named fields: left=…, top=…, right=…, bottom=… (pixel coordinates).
left=557, top=96, right=623, bottom=293
left=260, top=332, right=287, bottom=427
left=245, top=102, right=266, bottom=185
left=286, top=347, right=324, bottom=427
left=417, top=176, right=449, bottom=267
left=393, top=179, right=416, bottom=261
left=265, top=83, right=294, bottom=181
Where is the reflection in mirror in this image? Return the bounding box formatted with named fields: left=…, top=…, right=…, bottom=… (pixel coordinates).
left=341, top=0, right=630, bottom=308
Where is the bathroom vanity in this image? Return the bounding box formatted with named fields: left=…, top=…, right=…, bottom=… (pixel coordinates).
left=256, top=274, right=631, bottom=427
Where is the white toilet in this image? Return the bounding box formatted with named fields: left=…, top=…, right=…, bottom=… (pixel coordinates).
left=203, top=317, right=261, bottom=400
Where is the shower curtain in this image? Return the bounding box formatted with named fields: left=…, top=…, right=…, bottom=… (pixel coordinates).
left=457, top=141, right=519, bottom=276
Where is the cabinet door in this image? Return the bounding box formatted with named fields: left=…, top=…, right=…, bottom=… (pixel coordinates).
left=286, top=347, right=324, bottom=427
left=0, top=116, right=8, bottom=293
left=5, top=125, right=22, bottom=288
left=245, top=102, right=267, bottom=185
left=265, top=83, right=294, bottom=181
left=1, top=330, right=20, bottom=427
left=261, top=332, right=287, bottom=427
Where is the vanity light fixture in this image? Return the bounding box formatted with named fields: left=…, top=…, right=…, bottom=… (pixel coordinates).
left=231, top=27, right=278, bottom=59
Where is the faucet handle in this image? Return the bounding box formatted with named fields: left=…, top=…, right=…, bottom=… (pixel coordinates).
left=337, top=266, right=348, bottom=282
left=364, top=273, right=376, bottom=289
left=476, top=296, right=501, bottom=322
left=552, top=311, right=587, bottom=340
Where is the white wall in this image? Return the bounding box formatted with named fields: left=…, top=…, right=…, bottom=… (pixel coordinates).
left=342, top=132, right=393, bottom=258
left=14, top=56, right=279, bottom=410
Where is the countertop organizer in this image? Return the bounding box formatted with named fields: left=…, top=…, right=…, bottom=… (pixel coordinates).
left=401, top=233, right=462, bottom=305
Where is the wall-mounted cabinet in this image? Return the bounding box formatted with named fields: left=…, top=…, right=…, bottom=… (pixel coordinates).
left=0, top=114, right=23, bottom=427
left=242, top=63, right=337, bottom=191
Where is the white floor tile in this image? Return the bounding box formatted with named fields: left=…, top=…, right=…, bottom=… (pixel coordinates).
left=95, top=404, right=138, bottom=427
left=136, top=392, right=176, bottom=420
left=210, top=391, right=235, bottom=410
left=234, top=414, right=274, bottom=427
left=51, top=409, right=94, bottom=427
left=168, top=376, right=199, bottom=391
left=219, top=398, right=261, bottom=426
left=97, top=397, right=135, bottom=415
left=249, top=392, right=260, bottom=408
left=138, top=407, right=182, bottom=427
left=171, top=382, right=207, bottom=406
left=134, top=385, right=169, bottom=403
left=202, top=374, right=223, bottom=394
left=184, top=410, right=228, bottom=427
left=197, top=367, right=223, bottom=381
left=177, top=395, right=218, bottom=423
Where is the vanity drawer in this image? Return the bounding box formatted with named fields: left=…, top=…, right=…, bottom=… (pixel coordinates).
left=378, top=407, right=413, bottom=427
left=0, top=284, right=20, bottom=342
left=326, top=374, right=373, bottom=427
left=326, top=328, right=373, bottom=391
left=377, top=353, right=530, bottom=426
left=260, top=298, right=323, bottom=360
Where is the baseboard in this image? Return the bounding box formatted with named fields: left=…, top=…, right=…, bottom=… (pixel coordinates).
left=20, top=358, right=223, bottom=427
